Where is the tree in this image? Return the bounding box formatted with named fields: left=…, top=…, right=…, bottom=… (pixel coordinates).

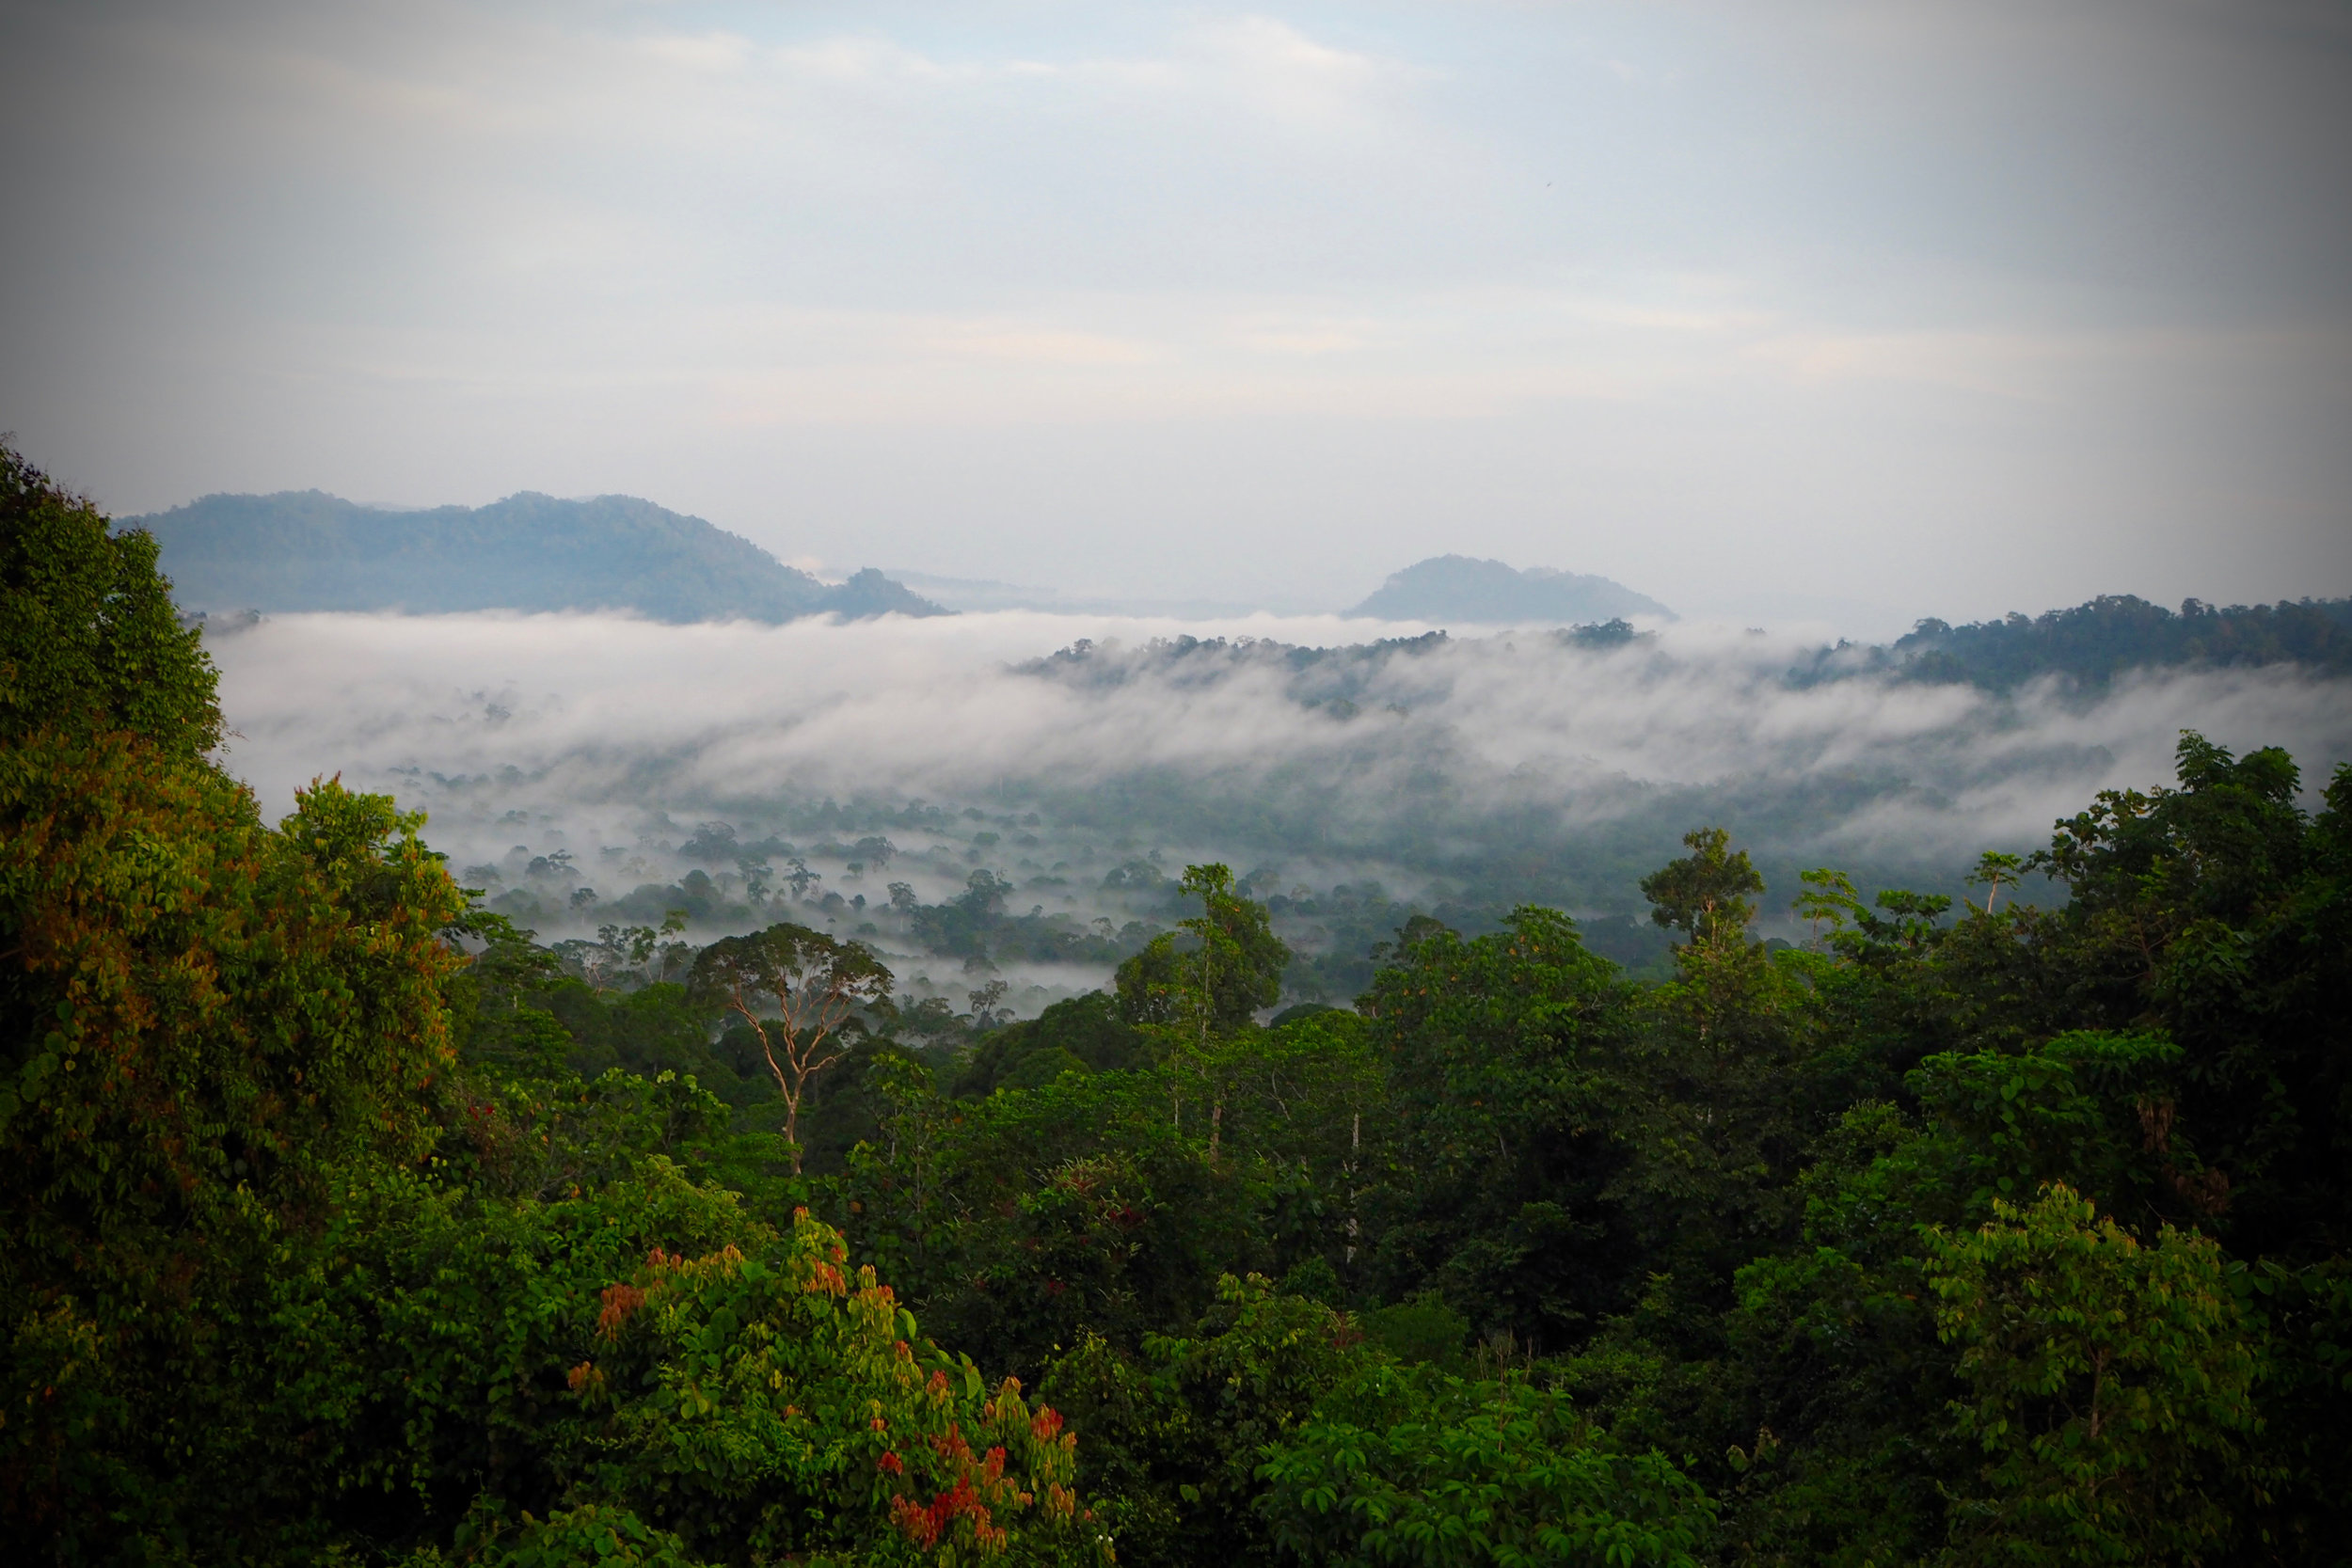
left=256, top=1164, right=1112, bottom=1564
left=0, top=439, right=220, bottom=756
left=1043, top=1275, right=1366, bottom=1568
left=1966, top=850, right=2026, bottom=914
left=2, top=449, right=481, bottom=1553
left=594, top=908, right=690, bottom=989
left=1924, top=1183, right=2260, bottom=1565
left=1114, top=863, right=1288, bottom=1039
left=1356, top=908, right=1634, bottom=1343
left=1258, top=1359, right=1716, bottom=1567
left=2026, top=731, right=2352, bottom=1259
left=1107, top=865, right=1291, bottom=1168
left=1639, top=826, right=1763, bottom=948
left=735, top=853, right=772, bottom=905
left=1618, top=829, right=1816, bottom=1308
left=968, top=977, right=1011, bottom=1030
left=1, top=756, right=467, bottom=1550
left=687, top=923, right=891, bottom=1172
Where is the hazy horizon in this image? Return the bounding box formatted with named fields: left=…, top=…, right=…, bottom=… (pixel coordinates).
left=115, top=474, right=2352, bottom=643
left=5, top=0, right=2347, bottom=629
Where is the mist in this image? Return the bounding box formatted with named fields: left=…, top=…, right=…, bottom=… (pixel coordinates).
left=204, top=608, right=2352, bottom=999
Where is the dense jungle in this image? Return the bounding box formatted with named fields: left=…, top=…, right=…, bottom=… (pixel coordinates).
left=7, top=446, right=2350, bottom=1566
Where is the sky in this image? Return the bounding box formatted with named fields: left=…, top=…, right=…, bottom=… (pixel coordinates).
left=3, top=0, right=2348, bottom=630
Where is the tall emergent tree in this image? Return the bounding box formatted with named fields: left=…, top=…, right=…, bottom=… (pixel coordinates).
left=688, top=922, right=892, bottom=1171
left=1114, top=862, right=1289, bottom=1040
left=1638, top=825, right=1763, bottom=948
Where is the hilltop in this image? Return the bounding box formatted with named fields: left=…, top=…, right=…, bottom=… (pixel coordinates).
left=128, top=489, right=946, bottom=622
left=1350, top=554, right=1672, bottom=623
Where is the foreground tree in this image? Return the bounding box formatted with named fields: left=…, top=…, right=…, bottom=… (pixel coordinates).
left=1258, top=1359, right=1716, bottom=1567
left=1, top=442, right=473, bottom=1553
left=0, top=442, right=219, bottom=756
left=1924, top=1183, right=2260, bottom=1565
left=1355, top=907, right=1634, bottom=1344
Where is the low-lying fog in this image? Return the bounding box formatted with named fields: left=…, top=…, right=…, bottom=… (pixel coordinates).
left=202, top=609, right=2352, bottom=1011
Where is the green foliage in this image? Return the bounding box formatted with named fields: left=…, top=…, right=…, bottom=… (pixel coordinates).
left=1042, top=1275, right=1364, bottom=1568
left=845, top=1065, right=1267, bottom=1381
left=687, top=924, right=893, bottom=1172
left=1640, top=827, right=1764, bottom=948
left=266, top=1179, right=1109, bottom=1565
left=1356, top=1294, right=1469, bottom=1370
left=837, top=1000, right=1389, bottom=1393
left=1356, top=908, right=1632, bottom=1344
left=1889, top=594, right=2352, bottom=690
left=1256, top=1362, right=1716, bottom=1567
left=958, top=992, right=1152, bottom=1099
left=2025, top=733, right=2352, bottom=1255
left=1906, top=1032, right=2188, bottom=1225
left=1611, top=864, right=1822, bottom=1323
left=0, top=755, right=464, bottom=1225
left=0, top=752, right=469, bottom=1554
left=456, top=1501, right=707, bottom=1568
left=1114, top=863, right=1290, bottom=1037
left=0, top=441, right=220, bottom=756
left=2233, top=1258, right=2352, bottom=1563
left=1924, top=1184, right=2260, bottom=1565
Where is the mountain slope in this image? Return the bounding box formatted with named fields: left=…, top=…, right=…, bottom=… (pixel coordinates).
left=1349, top=555, right=1672, bottom=624
left=1877, top=594, right=2352, bottom=689
left=128, top=490, right=946, bottom=622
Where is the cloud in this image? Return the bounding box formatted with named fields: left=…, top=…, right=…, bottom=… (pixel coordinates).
left=4, top=1, right=2345, bottom=621
left=1185, top=14, right=1415, bottom=129
left=203, top=610, right=2352, bottom=933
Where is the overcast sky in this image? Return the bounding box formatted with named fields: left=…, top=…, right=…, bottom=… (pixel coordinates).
left=3, top=0, right=2346, bottom=629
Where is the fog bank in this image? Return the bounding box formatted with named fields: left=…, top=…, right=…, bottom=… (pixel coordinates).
left=204, top=610, right=2350, bottom=948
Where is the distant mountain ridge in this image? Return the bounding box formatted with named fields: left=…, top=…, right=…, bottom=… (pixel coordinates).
left=1867, top=594, right=2352, bottom=689
left=128, top=490, right=946, bottom=623
left=1350, top=555, right=1672, bottom=624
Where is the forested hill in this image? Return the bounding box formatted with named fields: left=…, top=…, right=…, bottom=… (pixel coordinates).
left=1024, top=590, right=2352, bottom=705
left=1869, top=593, right=2352, bottom=689
left=1349, top=554, right=1674, bottom=623
left=128, top=488, right=947, bottom=622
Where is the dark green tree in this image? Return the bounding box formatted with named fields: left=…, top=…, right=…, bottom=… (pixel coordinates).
left=0, top=440, right=220, bottom=756
left=1639, top=825, right=1764, bottom=948
left=1357, top=908, right=1634, bottom=1345
left=1115, top=863, right=1290, bottom=1036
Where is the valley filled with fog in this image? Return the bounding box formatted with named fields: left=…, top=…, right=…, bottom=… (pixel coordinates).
left=207, top=606, right=2352, bottom=1011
